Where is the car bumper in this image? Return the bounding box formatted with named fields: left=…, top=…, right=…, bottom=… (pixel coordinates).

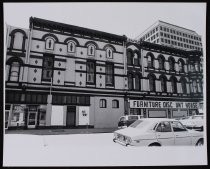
left=113, top=138, right=130, bottom=146
left=117, top=126, right=127, bottom=129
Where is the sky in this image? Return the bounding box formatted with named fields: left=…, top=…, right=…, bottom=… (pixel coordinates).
left=3, top=2, right=206, bottom=40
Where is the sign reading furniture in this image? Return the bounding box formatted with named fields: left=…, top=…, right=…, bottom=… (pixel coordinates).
left=130, top=100, right=199, bottom=109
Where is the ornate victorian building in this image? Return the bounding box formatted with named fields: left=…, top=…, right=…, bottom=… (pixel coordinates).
left=5, top=17, right=203, bottom=129
left=126, top=40, right=203, bottom=119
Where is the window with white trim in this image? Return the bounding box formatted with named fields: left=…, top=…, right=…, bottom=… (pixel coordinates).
left=112, top=100, right=119, bottom=108
left=106, top=63, right=114, bottom=86
left=9, top=61, right=20, bottom=82
left=86, top=60, right=95, bottom=84
left=100, top=99, right=107, bottom=108
left=67, top=41, right=76, bottom=53
left=87, top=44, right=96, bottom=56
left=42, top=54, right=54, bottom=81
left=45, top=37, right=55, bottom=50
left=106, top=48, right=113, bottom=59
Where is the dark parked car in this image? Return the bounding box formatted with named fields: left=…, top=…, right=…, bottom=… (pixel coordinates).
left=118, top=115, right=143, bottom=128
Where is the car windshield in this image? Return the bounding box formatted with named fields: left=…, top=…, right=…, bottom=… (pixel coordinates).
left=129, top=120, right=150, bottom=129
left=192, top=116, right=203, bottom=119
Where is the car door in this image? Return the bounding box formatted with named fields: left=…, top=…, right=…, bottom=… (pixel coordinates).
left=155, top=121, right=175, bottom=146
left=171, top=121, right=192, bottom=145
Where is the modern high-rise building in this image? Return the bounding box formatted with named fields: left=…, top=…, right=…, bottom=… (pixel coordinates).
left=136, top=20, right=203, bottom=52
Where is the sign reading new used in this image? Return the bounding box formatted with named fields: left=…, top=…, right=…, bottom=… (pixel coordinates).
left=130, top=100, right=198, bottom=109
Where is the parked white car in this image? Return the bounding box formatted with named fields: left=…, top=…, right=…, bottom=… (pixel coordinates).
left=179, top=115, right=204, bottom=131
left=113, top=118, right=203, bottom=146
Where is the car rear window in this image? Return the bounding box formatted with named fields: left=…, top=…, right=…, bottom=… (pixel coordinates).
left=128, top=116, right=138, bottom=120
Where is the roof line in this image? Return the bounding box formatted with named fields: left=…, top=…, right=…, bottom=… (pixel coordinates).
left=158, top=20, right=197, bottom=34
left=30, top=17, right=127, bottom=41
left=135, top=20, right=200, bottom=40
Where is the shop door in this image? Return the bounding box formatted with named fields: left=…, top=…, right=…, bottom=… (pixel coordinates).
left=5, top=110, right=9, bottom=129
left=66, top=106, right=76, bottom=127
left=27, top=111, right=37, bottom=128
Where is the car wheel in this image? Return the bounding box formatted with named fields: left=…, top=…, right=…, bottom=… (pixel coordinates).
left=196, top=139, right=203, bottom=146
left=148, top=143, right=161, bottom=147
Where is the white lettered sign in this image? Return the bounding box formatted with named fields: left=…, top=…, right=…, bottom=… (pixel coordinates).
left=130, top=100, right=199, bottom=109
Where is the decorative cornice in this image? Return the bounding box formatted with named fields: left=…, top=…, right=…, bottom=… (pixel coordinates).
left=30, top=17, right=127, bottom=43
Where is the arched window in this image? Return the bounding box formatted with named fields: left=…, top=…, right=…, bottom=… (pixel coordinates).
left=106, top=48, right=113, bottom=59
left=195, top=62, right=200, bottom=72
left=178, top=59, right=185, bottom=72
left=99, top=99, right=107, bottom=108
left=134, top=74, right=141, bottom=91
left=9, top=61, right=20, bottom=81
left=168, top=57, right=175, bottom=71
left=133, top=51, right=140, bottom=66
left=45, top=37, right=55, bottom=50
left=112, top=100, right=119, bottom=108
left=87, top=44, right=96, bottom=56
left=158, top=55, right=165, bottom=70
left=127, top=49, right=133, bottom=65
left=13, top=32, right=24, bottom=50
left=197, top=81, right=202, bottom=93
left=171, top=76, right=177, bottom=93
left=128, top=73, right=133, bottom=90
left=9, top=29, right=27, bottom=51
left=160, top=75, right=167, bottom=92
left=180, top=77, right=187, bottom=94
left=147, top=53, right=154, bottom=68
left=67, top=41, right=76, bottom=53
left=148, top=74, right=156, bottom=92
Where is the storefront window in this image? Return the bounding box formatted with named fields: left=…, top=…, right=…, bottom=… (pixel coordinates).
left=130, top=108, right=141, bottom=115
left=10, top=105, right=25, bottom=127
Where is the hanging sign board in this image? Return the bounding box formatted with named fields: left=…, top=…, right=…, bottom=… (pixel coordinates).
left=78, top=106, right=89, bottom=125
left=130, top=100, right=199, bottom=109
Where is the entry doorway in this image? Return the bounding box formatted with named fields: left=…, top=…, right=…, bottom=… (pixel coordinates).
left=27, top=111, right=37, bottom=128
left=5, top=110, right=9, bottom=129
left=66, top=106, right=76, bottom=127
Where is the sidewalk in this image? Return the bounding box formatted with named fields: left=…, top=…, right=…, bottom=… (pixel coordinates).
left=4, top=127, right=118, bottom=135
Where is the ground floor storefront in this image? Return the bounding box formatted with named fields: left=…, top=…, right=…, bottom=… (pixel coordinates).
left=5, top=90, right=203, bottom=130
left=5, top=91, right=124, bottom=129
